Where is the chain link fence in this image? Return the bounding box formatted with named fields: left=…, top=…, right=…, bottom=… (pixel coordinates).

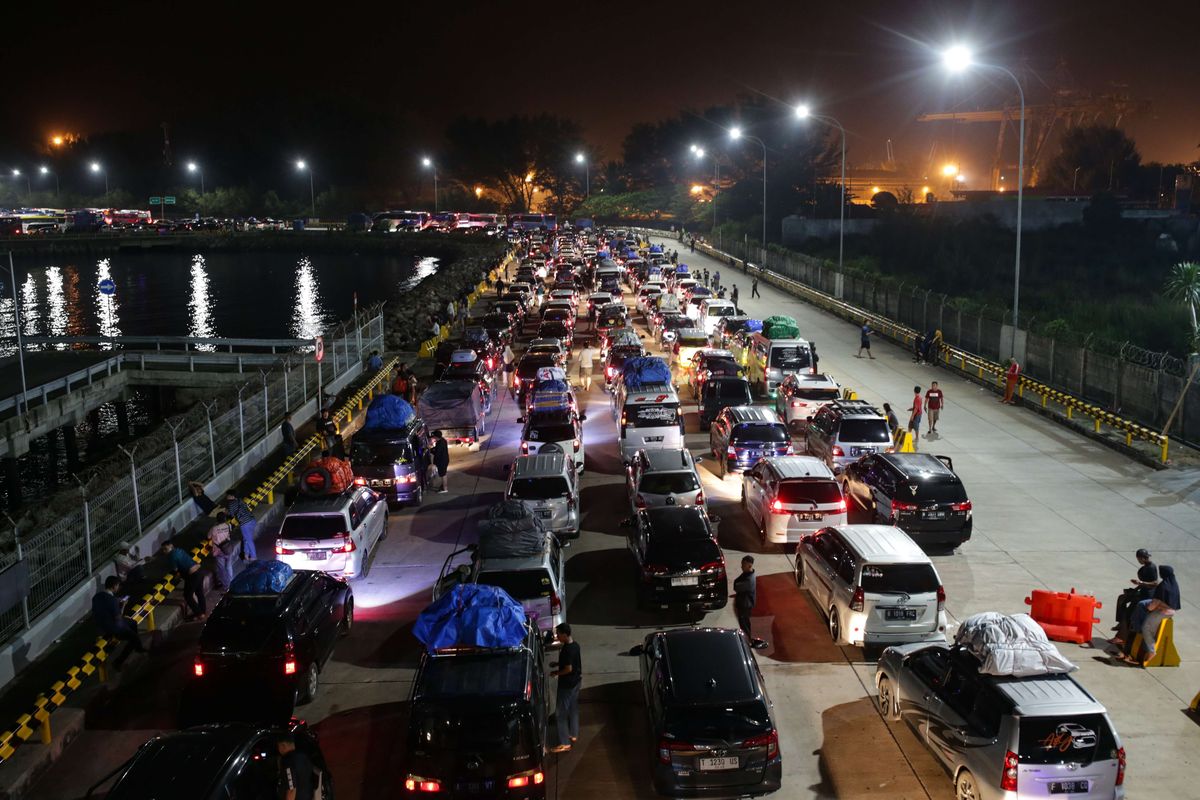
left=0, top=312, right=385, bottom=648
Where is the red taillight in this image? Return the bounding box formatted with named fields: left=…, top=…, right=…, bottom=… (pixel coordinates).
left=513, top=373, right=520, bottom=387
left=550, top=592, right=562, bottom=616
left=573, top=438, right=581, bottom=451
left=831, top=445, right=844, bottom=456
left=950, top=500, right=972, bottom=512
left=486, top=358, right=494, bottom=369
left=275, top=541, right=294, bottom=555
left=937, top=585, right=946, bottom=614
left=1000, top=750, right=1019, bottom=792
left=726, top=446, right=737, bottom=457
left=834, top=498, right=847, bottom=513
left=634, top=494, right=647, bottom=509
left=642, top=564, right=669, bottom=581
left=404, top=776, right=442, bottom=793
left=695, top=491, right=705, bottom=505
left=352, top=476, right=366, bottom=486
left=1116, top=746, right=1126, bottom=786
left=284, top=658, right=297, bottom=675
left=521, top=442, right=529, bottom=454
left=607, top=366, right=616, bottom=377
left=891, top=500, right=918, bottom=515
left=850, top=586, right=865, bottom=612
left=193, top=658, right=205, bottom=677
left=742, top=729, right=779, bottom=759
left=699, top=560, right=725, bottom=576
left=335, top=534, right=356, bottom=553
left=658, top=738, right=691, bottom=764
left=771, top=498, right=788, bottom=514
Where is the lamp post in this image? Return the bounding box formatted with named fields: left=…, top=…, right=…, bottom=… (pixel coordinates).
left=90, top=162, right=108, bottom=196
left=574, top=152, right=589, bottom=197
left=38, top=166, right=58, bottom=197
left=943, top=44, right=1026, bottom=345
left=187, top=161, right=205, bottom=195
left=11, top=169, right=30, bottom=200
left=690, top=144, right=721, bottom=231
left=421, top=157, right=438, bottom=212
left=794, top=104, right=847, bottom=270
left=729, top=126, right=767, bottom=247
left=295, top=160, right=315, bottom=218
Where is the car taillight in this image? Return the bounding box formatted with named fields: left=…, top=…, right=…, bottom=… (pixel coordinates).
left=506, top=771, right=544, bottom=789
left=1116, top=746, right=1126, bottom=786
left=695, top=491, right=705, bottom=505
left=771, top=498, right=788, bottom=514
left=513, top=373, right=520, bottom=387
left=642, top=564, right=669, bottom=581
left=573, top=438, right=581, bottom=451
left=550, top=592, right=562, bottom=616
left=937, top=584, right=946, bottom=614
left=275, top=541, right=294, bottom=555
left=521, top=442, right=529, bottom=454
left=352, top=476, right=366, bottom=486
left=834, top=498, right=847, bottom=513
left=486, top=358, right=494, bottom=369
left=284, top=655, right=297, bottom=675
left=742, top=729, right=779, bottom=759
left=335, top=534, right=356, bottom=553
left=405, top=776, right=442, bottom=793
left=791, top=400, right=805, bottom=408
left=658, top=738, right=691, bottom=764
left=193, top=658, right=205, bottom=677
left=784, top=443, right=795, bottom=454
left=950, top=500, right=972, bottom=512
left=1000, top=750, right=1019, bottom=792
left=699, top=560, right=725, bottom=576
left=726, top=446, right=737, bottom=457
left=891, top=500, right=918, bottom=515
left=634, top=494, right=647, bottom=509
left=831, top=445, right=844, bottom=457
left=850, top=586, right=865, bottom=612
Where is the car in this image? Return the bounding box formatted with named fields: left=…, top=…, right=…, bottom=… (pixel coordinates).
left=493, top=299, right=526, bottom=326
left=740, top=455, right=847, bottom=545
left=440, top=354, right=495, bottom=398
left=699, top=298, right=738, bottom=336
left=587, top=291, right=614, bottom=318
left=481, top=311, right=516, bottom=347
left=275, top=487, right=388, bottom=579
left=526, top=337, right=568, bottom=365
left=625, top=506, right=727, bottom=612
left=626, top=447, right=704, bottom=513
left=349, top=419, right=431, bottom=506
left=630, top=627, right=782, bottom=797
left=746, top=332, right=813, bottom=398
left=182, top=569, right=353, bottom=723
left=794, top=524, right=947, bottom=648
left=520, top=408, right=586, bottom=473
left=686, top=348, right=741, bottom=397
left=539, top=306, right=575, bottom=330
left=657, top=314, right=692, bottom=347
left=614, top=382, right=684, bottom=463
left=840, top=453, right=973, bottom=549
left=513, top=353, right=559, bottom=405
left=708, top=406, right=792, bottom=478
left=603, top=345, right=645, bottom=391
left=537, top=320, right=573, bottom=352
left=804, top=398, right=894, bottom=472
left=672, top=329, right=711, bottom=371
left=504, top=452, right=581, bottom=539
left=876, top=639, right=1126, bottom=800
left=96, top=722, right=332, bottom=800
left=775, top=372, right=841, bottom=433
left=697, top=376, right=754, bottom=432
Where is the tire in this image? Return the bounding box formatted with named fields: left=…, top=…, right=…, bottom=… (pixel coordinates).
left=877, top=676, right=899, bottom=722
left=795, top=558, right=805, bottom=588
left=410, top=485, right=423, bottom=508
left=340, top=597, right=354, bottom=637
left=829, top=608, right=841, bottom=645
left=300, top=466, right=333, bottom=495
left=299, top=662, right=320, bottom=704
left=955, top=770, right=980, bottom=800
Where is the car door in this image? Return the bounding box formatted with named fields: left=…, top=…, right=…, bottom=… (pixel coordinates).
left=870, top=465, right=897, bottom=519
left=897, top=647, right=951, bottom=736
left=350, top=492, right=373, bottom=556
left=306, top=576, right=339, bottom=665
left=745, top=465, right=766, bottom=525
left=924, top=663, right=979, bottom=769
left=807, top=533, right=839, bottom=607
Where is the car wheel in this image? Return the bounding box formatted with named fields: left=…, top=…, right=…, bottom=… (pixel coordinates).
left=877, top=676, right=899, bottom=721
left=955, top=770, right=980, bottom=800
left=299, top=662, right=320, bottom=704
left=829, top=608, right=841, bottom=644
left=340, top=597, right=354, bottom=637
left=411, top=485, right=423, bottom=508
left=795, top=558, right=805, bottom=587
left=379, top=512, right=389, bottom=539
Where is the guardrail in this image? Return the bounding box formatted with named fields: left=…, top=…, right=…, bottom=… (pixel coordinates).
left=0, top=358, right=396, bottom=765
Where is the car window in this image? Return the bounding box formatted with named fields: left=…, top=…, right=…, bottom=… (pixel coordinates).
left=777, top=480, right=842, bottom=505
left=730, top=423, right=788, bottom=443
left=639, top=471, right=700, bottom=494
left=1018, top=713, right=1118, bottom=766
left=478, top=568, right=554, bottom=599
left=908, top=648, right=950, bottom=688
left=509, top=477, right=570, bottom=500
left=912, top=480, right=968, bottom=504
left=349, top=502, right=363, bottom=529
left=937, top=664, right=979, bottom=719
left=280, top=515, right=345, bottom=540
left=860, top=563, right=940, bottom=594
left=812, top=535, right=841, bottom=571
left=839, top=419, right=891, bottom=443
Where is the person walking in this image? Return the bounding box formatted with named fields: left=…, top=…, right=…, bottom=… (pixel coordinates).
left=1120, top=565, right=1181, bottom=664
left=924, top=382, right=944, bottom=435
left=1110, top=549, right=1160, bottom=645
left=550, top=623, right=582, bottom=752
left=690, top=238, right=696, bottom=254
left=751, top=275, right=760, bottom=298
left=431, top=430, right=450, bottom=493
left=161, top=539, right=207, bottom=621
left=224, top=492, right=258, bottom=561
left=811, top=343, right=820, bottom=375
left=702, top=267, right=709, bottom=287
left=92, top=576, right=146, bottom=671
left=712, top=270, right=721, bottom=292
left=577, top=338, right=598, bottom=392
left=207, top=513, right=237, bottom=591
left=857, top=321, right=875, bottom=359
left=496, top=276, right=507, bottom=296
left=280, top=413, right=298, bottom=458
left=733, top=556, right=767, bottom=648
left=1002, top=357, right=1021, bottom=404
left=730, top=285, right=739, bottom=309
left=276, top=734, right=316, bottom=800
left=907, top=386, right=924, bottom=450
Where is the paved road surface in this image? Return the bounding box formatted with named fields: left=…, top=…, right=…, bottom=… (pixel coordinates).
left=31, top=235, right=1200, bottom=798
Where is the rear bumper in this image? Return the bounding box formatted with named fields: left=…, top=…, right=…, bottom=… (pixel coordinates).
left=764, top=513, right=846, bottom=543
left=652, top=762, right=782, bottom=798
left=860, top=628, right=947, bottom=647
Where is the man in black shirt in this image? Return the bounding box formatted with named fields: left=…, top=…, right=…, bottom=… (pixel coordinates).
left=1111, top=548, right=1159, bottom=644
left=431, top=430, right=450, bottom=494
left=733, top=556, right=768, bottom=649
left=550, top=623, right=582, bottom=752
left=276, top=735, right=314, bottom=800
left=91, top=576, right=145, bottom=670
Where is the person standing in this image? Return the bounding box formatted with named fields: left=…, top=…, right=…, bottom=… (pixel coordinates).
left=883, top=403, right=902, bottom=449
left=690, top=238, right=696, bottom=253
left=810, top=343, right=820, bottom=375
left=1111, top=549, right=1160, bottom=645
left=161, top=540, right=207, bottom=621
left=276, top=734, right=315, bottom=800
left=577, top=338, right=598, bottom=392
left=431, top=430, right=450, bottom=493
left=1002, top=357, right=1021, bottom=404
left=550, top=623, right=582, bottom=752
left=730, top=285, right=739, bottom=309
left=92, top=576, right=147, bottom=670
left=857, top=321, right=875, bottom=359
left=224, top=492, right=258, bottom=561
left=367, top=350, right=384, bottom=372
left=907, top=386, right=923, bottom=450
left=751, top=275, right=760, bottom=298
left=924, top=382, right=944, bottom=435
left=713, top=270, right=721, bottom=292
left=207, top=513, right=236, bottom=591
left=280, top=414, right=298, bottom=458
left=702, top=267, right=709, bottom=287
left=733, top=556, right=767, bottom=648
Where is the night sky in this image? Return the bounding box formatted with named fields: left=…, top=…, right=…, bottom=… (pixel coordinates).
left=3, top=0, right=1197, bottom=183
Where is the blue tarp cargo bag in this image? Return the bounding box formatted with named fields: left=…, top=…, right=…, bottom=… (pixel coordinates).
left=649, top=245, right=663, bottom=254
left=364, top=394, right=415, bottom=430
left=745, top=319, right=764, bottom=333
left=676, top=264, right=689, bottom=275
left=230, top=561, right=294, bottom=595
left=414, top=584, right=528, bottom=652
left=622, top=356, right=672, bottom=389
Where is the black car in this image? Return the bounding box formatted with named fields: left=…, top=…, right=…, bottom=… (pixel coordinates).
left=841, top=452, right=973, bottom=548
left=513, top=353, right=558, bottom=405
left=493, top=299, right=525, bottom=326
left=711, top=315, right=752, bottom=348
left=441, top=357, right=495, bottom=400
left=603, top=345, right=644, bottom=390
left=181, top=570, right=352, bottom=725
left=482, top=312, right=516, bottom=346
left=698, top=377, right=754, bottom=431
left=630, top=627, right=782, bottom=798
left=626, top=506, right=727, bottom=611
left=708, top=406, right=792, bottom=477
left=93, top=722, right=331, bottom=800
left=536, top=320, right=573, bottom=352
left=405, top=621, right=549, bottom=798
left=350, top=419, right=431, bottom=506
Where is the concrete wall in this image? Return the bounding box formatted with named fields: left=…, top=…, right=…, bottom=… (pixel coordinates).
left=781, top=216, right=878, bottom=247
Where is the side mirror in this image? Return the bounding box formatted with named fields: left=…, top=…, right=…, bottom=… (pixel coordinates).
left=629, top=644, right=645, bottom=656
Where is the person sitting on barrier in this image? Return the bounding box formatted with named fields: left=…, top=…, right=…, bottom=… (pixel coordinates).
left=188, top=481, right=217, bottom=518
left=1119, top=565, right=1181, bottom=664
left=1110, top=548, right=1159, bottom=645
left=161, top=539, right=207, bottom=622
left=92, top=575, right=147, bottom=671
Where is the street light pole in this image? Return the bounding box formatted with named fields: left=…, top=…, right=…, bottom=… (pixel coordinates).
left=188, top=162, right=205, bottom=195
left=796, top=106, right=847, bottom=271
left=296, top=160, right=315, bottom=218
left=90, top=162, right=108, bottom=196
left=730, top=128, right=767, bottom=247
left=422, top=157, right=438, bottom=212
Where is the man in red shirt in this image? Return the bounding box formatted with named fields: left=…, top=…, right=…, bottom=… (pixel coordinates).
left=907, top=385, right=923, bottom=449
left=1002, top=358, right=1021, bottom=404
left=925, top=381, right=944, bottom=435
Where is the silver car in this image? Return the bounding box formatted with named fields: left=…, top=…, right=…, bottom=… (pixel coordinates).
left=625, top=448, right=704, bottom=514
left=504, top=453, right=580, bottom=539
left=876, top=643, right=1125, bottom=800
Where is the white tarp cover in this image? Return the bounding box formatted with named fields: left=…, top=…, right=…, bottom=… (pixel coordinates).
left=954, top=612, right=1077, bottom=677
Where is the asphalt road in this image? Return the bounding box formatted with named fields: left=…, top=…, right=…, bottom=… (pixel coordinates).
left=30, top=235, right=1200, bottom=799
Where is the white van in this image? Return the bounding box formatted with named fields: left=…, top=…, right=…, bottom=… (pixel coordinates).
left=747, top=332, right=813, bottom=397
left=612, top=383, right=684, bottom=463
left=699, top=299, right=738, bottom=336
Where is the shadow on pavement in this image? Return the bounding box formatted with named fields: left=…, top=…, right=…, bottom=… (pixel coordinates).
left=550, top=680, right=658, bottom=800
left=86, top=624, right=200, bottom=730
left=566, top=547, right=708, bottom=630
left=578, top=483, right=629, bottom=537
left=752, top=572, right=844, bottom=664
left=313, top=700, right=410, bottom=800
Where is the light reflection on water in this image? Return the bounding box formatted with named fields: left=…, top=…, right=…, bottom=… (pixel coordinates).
left=188, top=255, right=216, bottom=348
left=292, top=256, right=324, bottom=341
left=46, top=266, right=68, bottom=347
left=95, top=258, right=122, bottom=346
left=21, top=274, right=39, bottom=338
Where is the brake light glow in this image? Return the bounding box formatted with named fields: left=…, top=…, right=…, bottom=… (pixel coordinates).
left=771, top=499, right=788, bottom=514
left=742, top=729, right=779, bottom=759
left=891, top=500, right=918, bottom=515
left=1116, top=746, right=1126, bottom=786
left=831, top=445, right=844, bottom=457
left=1000, top=750, right=1019, bottom=792
left=284, top=658, right=297, bottom=675
left=850, top=586, right=865, bottom=612
left=642, top=564, right=669, bottom=581
left=404, top=775, right=442, bottom=793
left=507, top=771, right=545, bottom=789
left=937, top=584, right=946, bottom=614
left=275, top=541, right=294, bottom=555
left=193, top=659, right=205, bottom=677
left=658, top=738, right=691, bottom=764
left=727, top=446, right=737, bottom=457
left=695, top=491, right=705, bottom=505
left=335, top=534, right=356, bottom=553
left=950, top=500, right=972, bottom=512
left=834, top=498, right=847, bottom=513
left=699, top=560, right=725, bottom=576
left=574, top=438, right=581, bottom=451
left=352, top=476, right=366, bottom=486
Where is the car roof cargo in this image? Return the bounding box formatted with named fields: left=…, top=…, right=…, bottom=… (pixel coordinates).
left=622, top=356, right=672, bottom=389
left=229, top=561, right=295, bottom=595
left=762, top=315, right=801, bottom=339
left=363, top=394, right=415, bottom=431
left=413, top=584, right=529, bottom=653
left=478, top=501, right=549, bottom=558
left=955, top=612, right=1077, bottom=677
left=299, top=456, right=355, bottom=496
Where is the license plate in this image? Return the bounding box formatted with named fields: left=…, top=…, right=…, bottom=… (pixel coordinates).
left=884, top=608, right=917, bottom=621
left=795, top=512, right=821, bottom=521
left=370, top=479, right=390, bottom=488
left=645, top=436, right=664, bottom=443
left=1050, top=781, right=1089, bottom=794
left=308, top=550, right=328, bottom=561
left=537, top=510, right=552, bottom=519
left=698, top=756, right=740, bottom=771
left=851, top=446, right=874, bottom=456
left=671, top=576, right=699, bottom=587
left=922, top=511, right=945, bottom=519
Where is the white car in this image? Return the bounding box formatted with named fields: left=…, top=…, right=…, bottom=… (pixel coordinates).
left=276, top=486, right=389, bottom=579
left=520, top=409, right=586, bottom=473
left=741, top=456, right=847, bottom=544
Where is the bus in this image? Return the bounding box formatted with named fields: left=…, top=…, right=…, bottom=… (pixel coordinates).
left=509, top=213, right=546, bottom=231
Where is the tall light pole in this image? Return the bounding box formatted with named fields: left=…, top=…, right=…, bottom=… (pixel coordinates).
left=729, top=126, right=767, bottom=247
left=690, top=144, right=721, bottom=231
left=574, top=152, right=589, bottom=197
left=187, top=161, right=205, bottom=195
left=11, top=169, right=30, bottom=201
left=421, top=157, right=438, bottom=212
left=90, top=161, right=108, bottom=196
left=295, top=160, right=315, bottom=218
left=943, top=44, right=1025, bottom=346
left=795, top=104, right=847, bottom=270
left=39, top=165, right=58, bottom=197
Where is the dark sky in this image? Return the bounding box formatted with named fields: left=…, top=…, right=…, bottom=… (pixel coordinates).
left=3, top=0, right=1197, bottom=183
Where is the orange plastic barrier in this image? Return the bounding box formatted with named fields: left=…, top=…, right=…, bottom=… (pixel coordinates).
left=1023, top=587, right=1103, bottom=645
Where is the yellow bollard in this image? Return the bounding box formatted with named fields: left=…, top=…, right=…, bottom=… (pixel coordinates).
left=267, top=487, right=275, bottom=504
left=1125, top=432, right=1133, bottom=446
left=1041, top=393, right=1047, bottom=408
left=1094, top=418, right=1101, bottom=433
left=36, top=709, right=50, bottom=745
left=146, top=607, right=156, bottom=632
left=1162, top=437, right=1170, bottom=463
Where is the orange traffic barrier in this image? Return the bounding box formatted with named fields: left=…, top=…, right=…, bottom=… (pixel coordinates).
left=1023, top=587, right=1103, bottom=645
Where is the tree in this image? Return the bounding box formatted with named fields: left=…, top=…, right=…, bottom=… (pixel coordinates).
left=1043, top=125, right=1141, bottom=194
left=1163, top=261, right=1200, bottom=351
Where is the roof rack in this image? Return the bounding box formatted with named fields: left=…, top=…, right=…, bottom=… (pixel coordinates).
left=829, top=398, right=882, bottom=414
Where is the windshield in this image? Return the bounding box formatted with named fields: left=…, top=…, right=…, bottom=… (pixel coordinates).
left=350, top=441, right=413, bottom=466
left=678, top=334, right=708, bottom=347
left=509, top=477, right=570, bottom=500
left=703, top=381, right=752, bottom=405
left=517, top=357, right=556, bottom=378
left=792, top=386, right=840, bottom=401
left=625, top=404, right=680, bottom=428
left=539, top=323, right=570, bottom=337
left=1018, top=714, right=1118, bottom=766
left=483, top=314, right=511, bottom=328
left=639, top=471, right=700, bottom=494
left=665, top=704, right=770, bottom=742
left=107, top=737, right=239, bottom=800
left=777, top=480, right=841, bottom=505
left=527, top=423, right=575, bottom=442
left=731, top=423, right=788, bottom=444
left=479, top=569, right=554, bottom=600
left=707, top=305, right=735, bottom=317
left=420, top=653, right=528, bottom=697
left=859, top=563, right=940, bottom=594
left=770, top=346, right=811, bottom=369
left=280, top=515, right=345, bottom=539
left=914, top=480, right=969, bottom=503
left=839, top=419, right=891, bottom=443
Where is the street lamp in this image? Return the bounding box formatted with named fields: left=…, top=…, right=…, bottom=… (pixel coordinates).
left=574, top=152, right=589, bottom=197
left=421, top=156, right=438, bottom=212
left=795, top=103, right=848, bottom=270
left=90, top=161, right=108, bottom=196
left=295, top=160, right=315, bottom=218
left=187, top=161, right=205, bottom=195
left=941, top=43, right=1026, bottom=343
left=11, top=169, right=30, bottom=199
left=729, top=126, right=767, bottom=246
left=691, top=144, right=721, bottom=231
left=38, top=165, right=58, bottom=197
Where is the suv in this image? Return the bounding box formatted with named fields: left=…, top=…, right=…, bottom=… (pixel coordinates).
left=698, top=377, right=754, bottom=432
left=775, top=372, right=841, bottom=433
left=520, top=409, right=585, bottom=474
left=276, top=487, right=388, bottom=579
left=794, top=524, right=947, bottom=649
left=626, top=506, right=727, bottom=612
left=709, top=406, right=792, bottom=478
left=406, top=621, right=549, bottom=798
left=504, top=453, right=581, bottom=539
left=626, top=448, right=704, bottom=514
left=741, top=456, right=847, bottom=545
left=841, top=453, right=972, bottom=549
left=631, top=628, right=782, bottom=797
left=804, top=398, right=893, bottom=471
left=712, top=315, right=752, bottom=349
left=876, top=642, right=1125, bottom=800
left=349, top=420, right=431, bottom=507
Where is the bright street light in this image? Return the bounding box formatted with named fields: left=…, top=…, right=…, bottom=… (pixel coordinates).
left=794, top=104, right=811, bottom=119
left=727, top=126, right=767, bottom=246
left=421, top=157, right=438, bottom=211
left=956, top=174, right=967, bottom=183
left=574, top=152, right=585, bottom=164
left=574, top=152, right=589, bottom=197
left=728, top=126, right=743, bottom=140
left=295, top=159, right=314, bottom=217
left=942, top=163, right=959, bottom=177
left=794, top=104, right=848, bottom=270
left=10, top=169, right=30, bottom=199
left=89, top=162, right=108, bottom=195
left=942, top=44, right=973, bottom=73
left=38, top=165, right=59, bottom=197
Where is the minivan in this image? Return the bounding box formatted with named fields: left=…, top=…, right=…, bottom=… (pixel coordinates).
left=504, top=453, right=581, bottom=538
left=804, top=399, right=894, bottom=471
left=741, top=456, right=847, bottom=545
left=708, top=406, right=792, bottom=478
left=794, top=524, right=947, bottom=649
left=699, top=298, right=738, bottom=336
left=841, top=453, right=972, bottom=549
left=276, top=487, right=388, bottom=579
left=747, top=333, right=813, bottom=398
left=349, top=420, right=431, bottom=506
left=613, top=382, right=684, bottom=463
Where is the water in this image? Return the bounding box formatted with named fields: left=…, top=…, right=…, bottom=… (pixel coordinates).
left=0, top=250, right=439, bottom=351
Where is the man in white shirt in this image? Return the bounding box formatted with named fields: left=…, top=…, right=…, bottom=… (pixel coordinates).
left=577, top=338, right=599, bottom=391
